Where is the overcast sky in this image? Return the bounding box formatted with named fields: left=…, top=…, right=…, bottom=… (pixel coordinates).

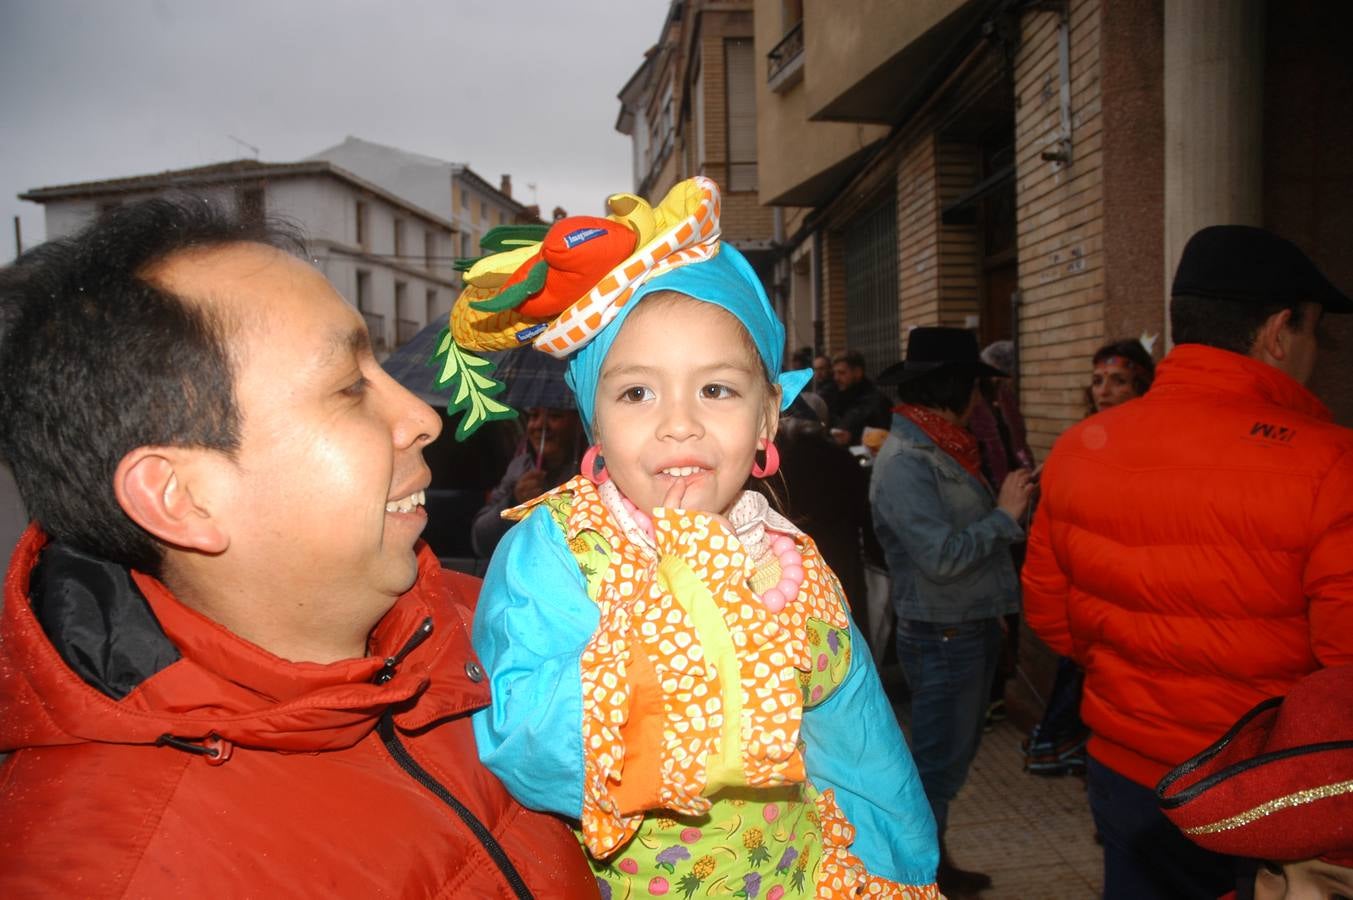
left=0, top=0, right=672, bottom=264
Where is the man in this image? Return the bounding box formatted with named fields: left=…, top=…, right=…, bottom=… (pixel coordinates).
left=0, top=198, right=597, bottom=897
left=1023, top=225, right=1353, bottom=900
left=827, top=350, right=891, bottom=445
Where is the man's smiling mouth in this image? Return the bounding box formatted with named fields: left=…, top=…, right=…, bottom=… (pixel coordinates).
left=385, top=489, right=426, bottom=514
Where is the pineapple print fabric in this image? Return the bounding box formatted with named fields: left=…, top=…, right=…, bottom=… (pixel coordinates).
left=469, top=476, right=940, bottom=896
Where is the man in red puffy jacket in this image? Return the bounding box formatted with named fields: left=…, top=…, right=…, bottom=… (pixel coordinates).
left=0, top=198, right=598, bottom=897
left=1023, top=226, right=1353, bottom=900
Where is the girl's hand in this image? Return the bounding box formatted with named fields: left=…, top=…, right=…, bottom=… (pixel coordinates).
left=658, top=473, right=733, bottom=531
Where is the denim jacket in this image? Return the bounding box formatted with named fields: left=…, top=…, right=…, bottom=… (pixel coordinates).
left=869, top=413, right=1022, bottom=623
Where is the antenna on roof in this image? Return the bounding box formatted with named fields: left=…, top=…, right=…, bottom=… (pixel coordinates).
left=527, top=182, right=538, bottom=205
left=227, top=135, right=260, bottom=159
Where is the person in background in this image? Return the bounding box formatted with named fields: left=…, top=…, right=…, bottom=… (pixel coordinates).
left=812, top=352, right=838, bottom=409
left=967, top=339, right=1035, bottom=732
left=1024, top=337, right=1155, bottom=775
left=774, top=391, right=878, bottom=642
left=471, top=406, right=582, bottom=557
left=1024, top=225, right=1353, bottom=899
left=1157, top=665, right=1353, bottom=900
left=790, top=345, right=814, bottom=372
left=1087, top=338, right=1156, bottom=415
left=870, top=326, right=1035, bottom=897
left=828, top=350, right=892, bottom=446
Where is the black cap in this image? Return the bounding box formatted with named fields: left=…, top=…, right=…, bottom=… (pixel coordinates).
left=877, top=327, right=1006, bottom=385
left=1172, top=225, right=1352, bottom=314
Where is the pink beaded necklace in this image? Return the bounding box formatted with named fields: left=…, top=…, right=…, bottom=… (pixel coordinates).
left=618, top=496, right=805, bottom=613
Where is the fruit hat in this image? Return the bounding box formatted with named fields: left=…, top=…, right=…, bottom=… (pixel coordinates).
left=434, top=176, right=810, bottom=439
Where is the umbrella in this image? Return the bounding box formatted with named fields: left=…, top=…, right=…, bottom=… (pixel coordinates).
left=381, top=319, right=454, bottom=406
left=488, top=346, right=575, bottom=411
left=383, top=321, right=575, bottom=412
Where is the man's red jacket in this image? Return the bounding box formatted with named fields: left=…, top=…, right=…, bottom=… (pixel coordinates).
left=1023, top=344, right=1353, bottom=788
left=0, top=526, right=598, bottom=898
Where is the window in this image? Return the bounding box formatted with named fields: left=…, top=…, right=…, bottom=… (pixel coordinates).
left=393, top=218, right=405, bottom=259
left=355, top=270, right=371, bottom=311
left=725, top=38, right=758, bottom=191
left=355, top=201, right=368, bottom=247
left=426, top=289, right=438, bottom=323
left=237, top=188, right=265, bottom=227
left=460, top=231, right=473, bottom=257
left=355, top=269, right=384, bottom=348
left=480, top=200, right=488, bottom=222
left=424, top=230, right=436, bottom=270
left=461, top=185, right=470, bottom=210
left=395, top=281, right=417, bottom=346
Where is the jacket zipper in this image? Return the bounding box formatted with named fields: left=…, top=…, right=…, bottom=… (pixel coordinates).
left=377, top=712, right=535, bottom=900
left=372, top=619, right=534, bottom=900
left=372, top=616, right=435, bottom=684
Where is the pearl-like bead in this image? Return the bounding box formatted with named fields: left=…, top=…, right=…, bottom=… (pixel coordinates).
left=760, top=587, right=787, bottom=612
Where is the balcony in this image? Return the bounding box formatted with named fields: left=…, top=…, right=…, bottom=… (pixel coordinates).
left=767, top=22, right=804, bottom=94
left=396, top=318, right=420, bottom=347
left=362, top=311, right=387, bottom=351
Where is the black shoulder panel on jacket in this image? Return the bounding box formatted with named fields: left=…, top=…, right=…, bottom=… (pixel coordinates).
left=29, top=542, right=181, bottom=699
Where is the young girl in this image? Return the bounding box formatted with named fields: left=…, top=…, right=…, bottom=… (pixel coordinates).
left=439, top=178, right=939, bottom=898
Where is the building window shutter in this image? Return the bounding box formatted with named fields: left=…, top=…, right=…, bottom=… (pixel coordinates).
left=725, top=38, right=757, bottom=191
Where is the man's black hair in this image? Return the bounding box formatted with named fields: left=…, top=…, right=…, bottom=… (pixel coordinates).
left=1170, top=294, right=1309, bottom=356
left=895, top=366, right=977, bottom=415
left=833, top=350, right=866, bottom=371
left=0, top=195, right=306, bottom=574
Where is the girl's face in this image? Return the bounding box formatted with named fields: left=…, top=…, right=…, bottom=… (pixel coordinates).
left=1254, top=858, right=1353, bottom=900
left=593, top=296, right=778, bottom=515
left=1090, top=359, right=1140, bottom=412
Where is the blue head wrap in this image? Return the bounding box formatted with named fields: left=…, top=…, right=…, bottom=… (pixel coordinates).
left=564, top=244, right=813, bottom=439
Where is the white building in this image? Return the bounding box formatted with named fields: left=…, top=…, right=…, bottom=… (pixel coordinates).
left=20, top=159, right=459, bottom=355
left=308, top=136, right=541, bottom=263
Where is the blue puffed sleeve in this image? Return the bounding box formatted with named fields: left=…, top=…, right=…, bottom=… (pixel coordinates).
left=801, top=616, right=939, bottom=885
left=470, top=506, right=599, bottom=818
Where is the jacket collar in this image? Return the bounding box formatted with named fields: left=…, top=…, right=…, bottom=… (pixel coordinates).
left=1154, top=344, right=1332, bottom=422
left=888, top=413, right=992, bottom=496
left=1, top=525, right=488, bottom=754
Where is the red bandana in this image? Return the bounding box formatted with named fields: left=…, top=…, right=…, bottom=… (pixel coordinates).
left=894, top=403, right=986, bottom=484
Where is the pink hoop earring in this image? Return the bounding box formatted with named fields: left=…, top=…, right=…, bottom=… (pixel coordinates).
left=751, top=438, right=780, bottom=478
left=581, top=444, right=609, bottom=485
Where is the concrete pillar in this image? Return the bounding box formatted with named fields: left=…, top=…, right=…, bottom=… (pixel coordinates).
left=1163, top=0, right=1264, bottom=343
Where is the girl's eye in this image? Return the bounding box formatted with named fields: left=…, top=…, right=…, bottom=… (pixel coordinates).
left=701, top=383, right=735, bottom=399
left=621, top=386, right=652, bottom=402
left=342, top=376, right=370, bottom=398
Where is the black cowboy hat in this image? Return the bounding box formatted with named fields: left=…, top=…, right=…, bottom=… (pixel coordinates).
left=877, top=326, right=1007, bottom=385
left=1172, top=225, right=1353, bottom=313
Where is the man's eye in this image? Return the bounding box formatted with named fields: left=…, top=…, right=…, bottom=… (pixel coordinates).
left=342, top=376, right=370, bottom=397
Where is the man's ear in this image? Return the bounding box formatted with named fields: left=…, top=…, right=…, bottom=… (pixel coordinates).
left=1251, top=307, right=1295, bottom=368
left=113, top=447, right=228, bottom=554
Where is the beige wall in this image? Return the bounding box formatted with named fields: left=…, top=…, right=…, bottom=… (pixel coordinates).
left=1014, top=0, right=1107, bottom=455
left=752, top=0, right=888, bottom=205
left=802, top=0, right=968, bottom=120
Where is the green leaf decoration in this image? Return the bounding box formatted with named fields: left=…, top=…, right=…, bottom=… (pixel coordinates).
left=469, top=260, right=548, bottom=312
left=480, top=224, right=549, bottom=252
left=427, top=327, right=519, bottom=440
